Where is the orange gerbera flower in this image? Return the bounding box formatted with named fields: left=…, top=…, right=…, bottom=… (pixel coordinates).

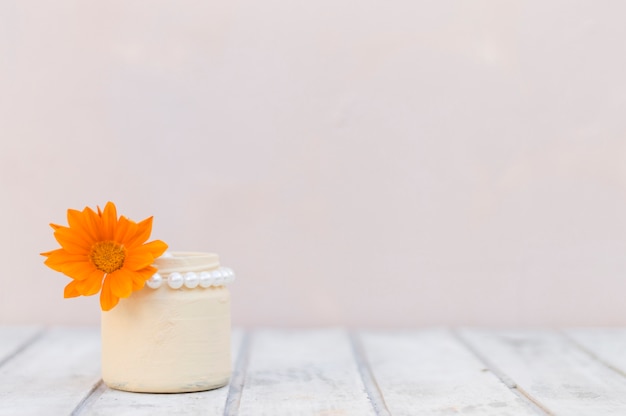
left=41, top=202, right=168, bottom=311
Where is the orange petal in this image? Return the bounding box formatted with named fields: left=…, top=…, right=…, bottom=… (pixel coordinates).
left=41, top=248, right=62, bottom=258
left=64, top=281, right=81, bottom=298
left=53, top=227, right=91, bottom=254
left=43, top=259, right=67, bottom=273
left=124, top=241, right=167, bottom=271
left=136, top=265, right=157, bottom=275
left=123, top=250, right=155, bottom=271
left=73, top=269, right=105, bottom=296
left=42, top=248, right=85, bottom=263
left=75, top=279, right=103, bottom=296
left=124, top=216, right=153, bottom=249
left=67, top=208, right=99, bottom=242
left=144, top=239, right=168, bottom=258
left=135, top=265, right=157, bottom=282
left=100, top=202, right=118, bottom=240
left=106, top=270, right=133, bottom=299
left=126, top=267, right=155, bottom=290
left=130, top=277, right=146, bottom=291
left=100, top=278, right=119, bottom=311
left=59, top=216, right=93, bottom=247
left=114, top=216, right=137, bottom=245
left=121, top=240, right=167, bottom=272
left=82, top=206, right=103, bottom=241
left=43, top=248, right=94, bottom=279
left=39, top=248, right=63, bottom=257
left=60, top=261, right=97, bottom=281
left=124, top=240, right=167, bottom=270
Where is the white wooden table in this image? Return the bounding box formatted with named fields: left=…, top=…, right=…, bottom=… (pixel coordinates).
left=1, top=327, right=626, bottom=415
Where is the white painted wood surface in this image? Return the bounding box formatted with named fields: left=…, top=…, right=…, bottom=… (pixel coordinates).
left=460, top=329, right=626, bottom=416
left=359, top=330, right=539, bottom=415
left=4, top=327, right=626, bottom=415
left=564, top=328, right=626, bottom=376
left=0, top=326, right=41, bottom=366
left=236, top=329, right=376, bottom=416
left=0, top=327, right=101, bottom=416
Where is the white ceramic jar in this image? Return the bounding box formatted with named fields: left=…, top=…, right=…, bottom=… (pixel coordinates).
left=101, top=252, right=232, bottom=393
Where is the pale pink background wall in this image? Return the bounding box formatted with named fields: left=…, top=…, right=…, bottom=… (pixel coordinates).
left=2, top=1, right=626, bottom=326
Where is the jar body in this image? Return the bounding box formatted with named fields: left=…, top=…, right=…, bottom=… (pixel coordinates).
left=101, top=285, right=231, bottom=393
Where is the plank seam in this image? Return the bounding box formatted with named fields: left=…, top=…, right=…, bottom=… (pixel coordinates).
left=558, top=330, right=626, bottom=380
left=451, top=329, right=554, bottom=416
left=348, top=331, right=391, bottom=416
left=71, top=379, right=107, bottom=416
left=0, top=328, right=46, bottom=370
left=223, top=330, right=252, bottom=416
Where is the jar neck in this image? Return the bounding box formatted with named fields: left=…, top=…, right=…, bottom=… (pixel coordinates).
left=152, top=252, right=220, bottom=275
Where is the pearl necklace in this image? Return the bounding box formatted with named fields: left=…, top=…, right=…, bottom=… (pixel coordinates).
left=146, top=266, right=235, bottom=290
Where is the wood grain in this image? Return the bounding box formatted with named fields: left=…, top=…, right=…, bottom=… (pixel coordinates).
left=460, top=329, right=626, bottom=416
left=5, top=327, right=626, bottom=415
left=565, top=328, right=626, bottom=377
left=0, top=327, right=101, bottom=416
left=237, top=329, right=376, bottom=416
left=360, top=329, right=540, bottom=416
left=0, top=326, right=41, bottom=367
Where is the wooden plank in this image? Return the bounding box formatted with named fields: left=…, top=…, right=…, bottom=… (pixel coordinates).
left=0, top=327, right=101, bottom=416
left=237, top=329, right=376, bottom=416
left=0, top=326, right=41, bottom=366
left=565, top=328, right=626, bottom=376
left=359, top=329, right=540, bottom=416
left=349, top=332, right=391, bottom=416
left=80, top=329, right=245, bottom=416
left=460, top=329, right=626, bottom=416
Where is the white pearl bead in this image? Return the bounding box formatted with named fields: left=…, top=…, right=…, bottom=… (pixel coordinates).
left=167, top=272, right=184, bottom=289
left=199, top=271, right=212, bottom=288
left=146, top=273, right=162, bottom=289
left=211, top=269, right=224, bottom=286
left=221, top=267, right=235, bottom=283
left=183, top=272, right=199, bottom=289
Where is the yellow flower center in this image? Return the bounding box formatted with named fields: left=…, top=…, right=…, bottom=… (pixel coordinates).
left=89, top=241, right=126, bottom=274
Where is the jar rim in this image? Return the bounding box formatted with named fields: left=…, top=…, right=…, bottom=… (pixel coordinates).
left=152, top=251, right=220, bottom=274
